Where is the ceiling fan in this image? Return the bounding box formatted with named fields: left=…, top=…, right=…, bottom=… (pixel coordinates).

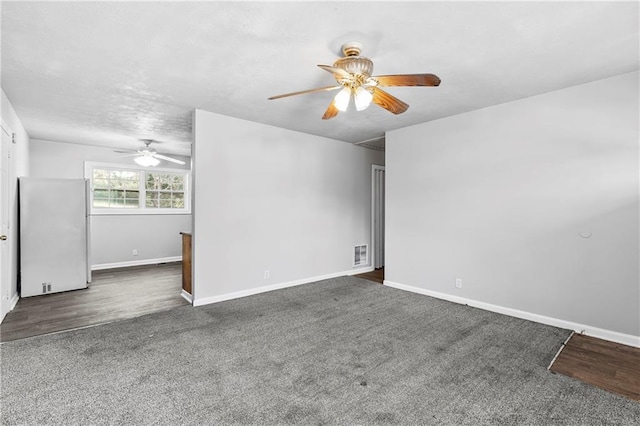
left=268, top=41, right=441, bottom=119
left=116, top=139, right=185, bottom=167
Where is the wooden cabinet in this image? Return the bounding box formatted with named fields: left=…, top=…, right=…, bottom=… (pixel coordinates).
left=180, top=232, right=192, bottom=295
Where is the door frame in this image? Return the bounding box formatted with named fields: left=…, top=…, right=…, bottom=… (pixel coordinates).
left=371, top=164, right=385, bottom=271
left=0, top=122, right=13, bottom=322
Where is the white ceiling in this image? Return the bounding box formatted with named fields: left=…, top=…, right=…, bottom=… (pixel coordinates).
left=1, top=1, right=638, bottom=156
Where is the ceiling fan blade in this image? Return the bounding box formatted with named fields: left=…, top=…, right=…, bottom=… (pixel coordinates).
left=154, top=154, right=186, bottom=165
left=117, top=153, right=141, bottom=158
left=317, top=64, right=352, bottom=80
left=373, top=73, right=441, bottom=87
left=371, top=87, right=409, bottom=115
left=114, top=149, right=137, bottom=154
left=268, top=85, right=342, bottom=100
left=322, top=100, right=339, bottom=120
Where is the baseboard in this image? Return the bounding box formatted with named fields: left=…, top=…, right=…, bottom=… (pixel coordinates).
left=193, top=267, right=373, bottom=307
left=1, top=292, right=20, bottom=324
left=384, top=280, right=640, bottom=348
left=92, top=256, right=181, bottom=271
left=9, top=292, right=19, bottom=311
left=354, top=266, right=375, bottom=274
left=181, top=290, right=193, bottom=304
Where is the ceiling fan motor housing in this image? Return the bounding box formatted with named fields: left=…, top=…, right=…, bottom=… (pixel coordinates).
left=333, top=56, right=374, bottom=77
left=334, top=42, right=373, bottom=78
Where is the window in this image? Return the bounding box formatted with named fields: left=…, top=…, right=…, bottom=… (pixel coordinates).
left=85, top=162, right=190, bottom=215
left=92, top=169, right=140, bottom=209
left=145, top=172, right=185, bottom=209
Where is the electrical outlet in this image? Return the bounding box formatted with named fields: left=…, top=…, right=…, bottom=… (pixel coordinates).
left=264, top=270, right=270, bottom=279
left=455, top=278, right=462, bottom=289
left=132, top=249, right=138, bottom=256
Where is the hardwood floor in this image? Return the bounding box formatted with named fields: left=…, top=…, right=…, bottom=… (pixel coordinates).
left=550, top=333, right=640, bottom=401
left=354, top=267, right=384, bottom=284
left=0, top=262, right=188, bottom=342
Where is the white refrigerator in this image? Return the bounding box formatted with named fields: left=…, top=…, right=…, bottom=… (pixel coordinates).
left=19, top=178, right=91, bottom=297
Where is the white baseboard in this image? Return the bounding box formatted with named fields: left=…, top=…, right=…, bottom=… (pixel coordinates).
left=181, top=290, right=192, bottom=304
left=384, top=280, right=640, bottom=348
left=92, top=256, right=182, bottom=271
left=355, top=266, right=375, bottom=274
left=193, top=267, right=373, bottom=307
left=1, top=292, right=20, bottom=324
left=9, top=292, right=19, bottom=311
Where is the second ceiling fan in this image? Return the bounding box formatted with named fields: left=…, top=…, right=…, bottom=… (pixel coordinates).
left=268, top=41, right=441, bottom=119
left=116, top=140, right=185, bottom=167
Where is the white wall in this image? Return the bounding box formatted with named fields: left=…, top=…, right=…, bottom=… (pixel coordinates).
left=29, top=139, right=192, bottom=268
left=386, top=71, right=639, bottom=344
left=1, top=89, right=30, bottom=318
left=193, top=109, right=384, bottom=304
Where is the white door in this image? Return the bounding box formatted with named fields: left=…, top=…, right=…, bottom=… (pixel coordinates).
left=0, top=125, right=11, bottom=321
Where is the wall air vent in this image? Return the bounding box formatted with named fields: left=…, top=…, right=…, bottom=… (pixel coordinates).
left=353, top=244, right=368, bottom=267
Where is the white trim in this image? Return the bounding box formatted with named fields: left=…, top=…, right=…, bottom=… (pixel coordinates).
left=92, top=256, right=181, bottom=271
left=371, top=164, right=385, bottom=269
left=181, top=289, right=193, bottom=304
left=85, top=161, right=189, bottom=174
left=383, top=280, right=640, bottom=348
left=193, top=267, right=374, bottom=307
left=548, top=331, right=574, bottom=370
left=84, top=161, right=191, bottom=215
left=0, top=122, right=14, bottom=324
left=9, top=292, right=19, bottom=311
left=1, top=292, right=20, bottom=324
left=353, top=266, right=375, bottom=274
left=0, top=121, right=12, bottom=137
left=89, top=210, right=192, bottom=216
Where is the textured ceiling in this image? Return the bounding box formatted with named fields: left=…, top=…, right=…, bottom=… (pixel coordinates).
left=1, top=1, right=638, bottom=156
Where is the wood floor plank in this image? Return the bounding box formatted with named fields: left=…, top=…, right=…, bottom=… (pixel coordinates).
left=0, top=262, right=188, bottom=342
left=354, top=267, right=384, bottom=284
left=551, top=334, right=640, bottom=401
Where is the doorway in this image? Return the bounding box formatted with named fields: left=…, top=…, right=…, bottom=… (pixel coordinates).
left=371, top=165, right=385, bottom=275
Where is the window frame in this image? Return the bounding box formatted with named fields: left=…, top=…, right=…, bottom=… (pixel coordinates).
left=84, top=161, right=191, bottom=215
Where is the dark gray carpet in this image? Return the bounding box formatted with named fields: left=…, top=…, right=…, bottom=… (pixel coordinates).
left=1, top=276, right=638, bottom=425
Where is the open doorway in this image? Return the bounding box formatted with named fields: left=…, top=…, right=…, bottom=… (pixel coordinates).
left=356, top=164, right=385, bottom=284
left=371, top=164, right=385, bottom=279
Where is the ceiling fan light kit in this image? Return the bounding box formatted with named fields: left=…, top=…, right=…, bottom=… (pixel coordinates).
left=116, top=139, right=186, bottom=167
left=134, top=154, right=160, bottom=167
left=354, top=86, right=374, bottom=111
left=334, top=87, right=351, bottom=112
left=268, top=41, right=441, bottom=120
